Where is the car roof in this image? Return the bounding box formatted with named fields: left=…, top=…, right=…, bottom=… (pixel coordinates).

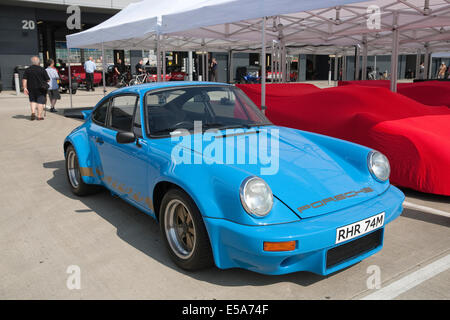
left=110, top=81, right=232, bottom=96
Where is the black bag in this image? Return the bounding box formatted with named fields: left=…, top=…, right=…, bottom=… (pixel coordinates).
left=40, top=80, right=49, bottom=93
left=39, top=68, right=49, bottom=93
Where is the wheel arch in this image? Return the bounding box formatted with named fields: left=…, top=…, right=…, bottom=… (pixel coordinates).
left=152, top=181, right=187, bottom=221
left=64, top=130, right=101, bottom=185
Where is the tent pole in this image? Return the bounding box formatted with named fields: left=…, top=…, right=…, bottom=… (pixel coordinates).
left=203, top=52, right=206, bottom=82
left=281, top=41, right=286, bottom=82
left=275, top=42, right=280, bottom=82
left=334, top=53, right=338, bottom=86
left=424, top=44, right=430, bottom=79
left=342, top=55, right=347, bottom=81
left=415, top=49, right=421, bottom=79
left=362, top=36, right=368, bottom=80
left=162, top=37, right=166, bottom=82
left=271, top=41, right=274, bottom=83
left=156, top=34, right=161, bottom=82
left=67, top=47, right=72, bottom=109
left=261, top=16, right=266, bottom=113
left=374, top=55, right=377, bottom=79
left=390, top=13, right=399, bottom=92
left=354, top=45, right=360, bottom=80
left=206, top=52, right=209, bottom=82
left=101, top=42, right=106, bottom=95
left=188, top=51, right=193, bottom=81
left=228, top=50, right=233, bottom=84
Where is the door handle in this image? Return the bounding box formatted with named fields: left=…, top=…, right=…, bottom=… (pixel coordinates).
left=96, top=137, right=104, bottom=144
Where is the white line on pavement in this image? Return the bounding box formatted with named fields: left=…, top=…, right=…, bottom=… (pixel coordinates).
left=361, top=254, right=450, bottom=300
left=403, top=201, right=450, bottom=218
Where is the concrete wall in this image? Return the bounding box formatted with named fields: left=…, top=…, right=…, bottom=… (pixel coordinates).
left=0, top=5, right=39, bottom=90
left=0, top=3, right=113, bottom=89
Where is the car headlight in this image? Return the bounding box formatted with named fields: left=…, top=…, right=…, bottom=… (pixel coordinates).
left=368, top=151, right=390, bottom=182
left=240, top=176, right=273, bottom=217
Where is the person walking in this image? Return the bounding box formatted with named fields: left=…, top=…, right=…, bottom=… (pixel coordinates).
left=84, top=56, right=96, bottom=91
left=22, top=56, right=49, bottom=121
left=46, top=59, right=60, bottom=113
left=438, top=62, right=447, bottom=79
left=418, top=62, right=425, bottom=80
left=210, top=57, right=218, bottom=82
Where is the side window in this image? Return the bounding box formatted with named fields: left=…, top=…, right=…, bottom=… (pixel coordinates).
left=92, top=99, right=109, bottom=125
left=109, top=95, right=138, bottom=132
left=181, top=95, right=207, bottom=114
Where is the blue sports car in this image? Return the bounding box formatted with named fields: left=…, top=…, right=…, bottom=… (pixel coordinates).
left=64, top=82, right=404, bottom=275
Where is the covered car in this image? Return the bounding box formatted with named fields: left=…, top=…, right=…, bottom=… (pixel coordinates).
left=238, top=84, right=450, bottom=196
left=338, top=80, right=450, bottom=107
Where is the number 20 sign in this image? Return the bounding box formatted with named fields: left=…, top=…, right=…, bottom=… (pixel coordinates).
left=22, top=20, right=35, bottom=30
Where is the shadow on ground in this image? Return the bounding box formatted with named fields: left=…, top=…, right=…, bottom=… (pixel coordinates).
left=12, top=114, right=32, bottom=120
left=43, top=159, right=330, bottom=288
left=399, top=188, right=450, bottom=227
left=401, top=209, right=450, bottom=227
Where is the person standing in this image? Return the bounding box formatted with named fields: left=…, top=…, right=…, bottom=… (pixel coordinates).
left=418, top=62, right=425, bottom=80
left=438, top=62, right=447, bottom=79
left=210, top=57, right=218, bottom=82
left=22, top=56, right=49, bottom=121
left=84, top=56, right=96, bottom=91
left=114, top=58, right=126, bottom=85
left=46, top=59, right=60, bottom=113
left=135, top=59, right=144, bottom=75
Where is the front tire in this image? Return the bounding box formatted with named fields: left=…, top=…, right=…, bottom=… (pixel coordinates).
left=160, top=189, right=214, bottom=271
left=65, top=145, right=96, bottom=196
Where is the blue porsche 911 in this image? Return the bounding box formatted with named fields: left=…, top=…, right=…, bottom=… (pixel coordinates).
left=64, top=82, right=404, bottom=275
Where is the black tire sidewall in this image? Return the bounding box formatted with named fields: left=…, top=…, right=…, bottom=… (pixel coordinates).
left=160, top=188, right=213, bottom=271
left=65, top=145, right=91, bottom=196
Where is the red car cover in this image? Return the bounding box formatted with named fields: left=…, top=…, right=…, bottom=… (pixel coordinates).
left=237, top=83, right=450, bottom=195
left=338, top=80, right=450, bottom=107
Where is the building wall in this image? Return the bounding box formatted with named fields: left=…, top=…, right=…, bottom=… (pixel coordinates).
left=0, top=5, right=39, bottom=90
left=0, top=3, right=114, bottom=89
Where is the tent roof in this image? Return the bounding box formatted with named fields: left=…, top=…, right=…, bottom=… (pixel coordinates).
left=66, top=0, right=216, bottom=49
left=66, top=0, right=363, bottom=49
left=67, top=0, right=450, bottom=54
left=161, top=0, right=450, bottom=52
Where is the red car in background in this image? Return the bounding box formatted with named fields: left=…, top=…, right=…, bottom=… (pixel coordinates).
left=57, top=64, right=102, bottom=93
left=170, top=71, right=186, bottom=81
left=238, top=83, right=450, bottom=196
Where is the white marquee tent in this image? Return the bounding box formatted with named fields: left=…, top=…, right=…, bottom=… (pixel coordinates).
left=66, top=0, right=450, bottom=107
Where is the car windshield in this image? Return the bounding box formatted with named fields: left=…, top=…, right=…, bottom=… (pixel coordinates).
left=145, top=85, right=271, bottom=136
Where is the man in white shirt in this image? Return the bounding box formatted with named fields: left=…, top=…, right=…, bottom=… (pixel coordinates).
left=84, top=56, right=96, bottom=91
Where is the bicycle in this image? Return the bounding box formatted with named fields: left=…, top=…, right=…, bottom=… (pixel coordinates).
left=116, top=73, right=128, bottom=88
left=129, top=72, right=148, bottom=86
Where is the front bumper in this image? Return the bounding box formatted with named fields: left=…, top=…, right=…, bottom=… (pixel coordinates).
left=204, top=185, right=404, bottom=275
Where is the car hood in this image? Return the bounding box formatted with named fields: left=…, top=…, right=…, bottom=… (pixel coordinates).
left=170, top=126, right=388, bottom=219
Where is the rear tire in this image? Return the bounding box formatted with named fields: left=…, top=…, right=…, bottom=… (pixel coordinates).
left=160, top=188, right=214, bottom=271
left=65, top=145, right=96, bottom=196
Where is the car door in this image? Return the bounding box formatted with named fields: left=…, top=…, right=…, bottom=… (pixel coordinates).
left=95, top=94, right=150, bottom=210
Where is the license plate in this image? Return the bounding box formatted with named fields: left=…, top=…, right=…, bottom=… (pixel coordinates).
left=335, top=212, right=385, bottom=244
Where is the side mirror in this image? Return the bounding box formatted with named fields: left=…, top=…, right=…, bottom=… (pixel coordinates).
left=116, top=131, right=136, bottom=144
left=81, top=110, right=92, bottom=120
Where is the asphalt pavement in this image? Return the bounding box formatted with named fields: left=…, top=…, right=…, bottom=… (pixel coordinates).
left=0, top=88, right=448, bottom=299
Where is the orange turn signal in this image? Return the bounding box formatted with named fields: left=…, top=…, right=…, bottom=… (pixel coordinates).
left=263, top=241, right=296, bottom=252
